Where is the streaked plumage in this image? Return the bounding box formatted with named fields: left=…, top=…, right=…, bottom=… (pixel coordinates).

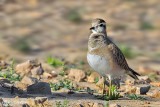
left=87, top=33, right=140, bottom=81
left=87, top=18, right=140, bottom=84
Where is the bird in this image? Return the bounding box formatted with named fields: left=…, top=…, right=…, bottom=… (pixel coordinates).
left=87, top=18, right=140, bottom=94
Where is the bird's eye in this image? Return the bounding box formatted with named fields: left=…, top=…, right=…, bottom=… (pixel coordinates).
left=94, top=36, right=99, bottom=39
left=99, top=24, right=103, bottom=27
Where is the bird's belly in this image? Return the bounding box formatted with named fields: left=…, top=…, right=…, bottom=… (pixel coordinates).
left=87, top=53, right=125, bottom=79
left=87, top=53, right=110, bottom=77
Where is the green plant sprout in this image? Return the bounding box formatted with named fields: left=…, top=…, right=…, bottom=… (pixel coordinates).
left=59, top=66, right=67, bottom=77
left=126, top=94, right=145, bottom=100
left=56, top=99, right=69, bottom=107
left=94, top=77, right=99, bottom=84
left=148, top=73, right=157, bottom=81
left=47, top=56, right=65, bottom=67
left=0, top=59, right=22, bottom=82
left=95, top=84, right=120, bottom=100
left=49, top=78, right=73, bottom=91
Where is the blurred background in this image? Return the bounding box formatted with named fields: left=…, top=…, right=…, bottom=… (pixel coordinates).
left=0, top=0, right=160, bottom=72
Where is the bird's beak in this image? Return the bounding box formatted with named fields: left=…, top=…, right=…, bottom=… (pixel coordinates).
left=90, top=27, right=94, bottom=30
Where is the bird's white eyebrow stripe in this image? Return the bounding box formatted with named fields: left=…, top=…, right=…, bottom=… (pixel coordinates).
left=99, top=22, right=106, bottom=25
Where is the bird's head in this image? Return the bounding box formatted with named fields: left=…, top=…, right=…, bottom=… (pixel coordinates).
left=90, top=18, right=106, bottom=34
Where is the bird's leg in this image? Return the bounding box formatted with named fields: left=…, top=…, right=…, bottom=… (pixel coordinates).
left=109, top=79, right=112, bottom=97
left=110, top=80, right=112, bottom=87
left=102, top=77, right=106, bottom=95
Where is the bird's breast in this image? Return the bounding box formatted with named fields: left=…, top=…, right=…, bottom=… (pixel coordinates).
left=87, top=53, right=111, bottom=77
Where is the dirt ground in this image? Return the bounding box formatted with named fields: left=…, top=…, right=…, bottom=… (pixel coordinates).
left=0, top=0, right=160, bottom=107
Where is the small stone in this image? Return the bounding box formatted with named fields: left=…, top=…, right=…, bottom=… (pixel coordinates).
left=88, top=102, right=94, bottom=107
left=96, top=77, right=105, bottom=88
left=0, top=98, right=4, bottom=107
left=93, top=103, right=103, bottom=107
left=0, top=79, right=10, bottom=83
left=35, top=97, right=48, bottom=104
left=21, top=76, right=38, bottom=85
left=125, top=85, right=136, bottom=94
left=87, top=72, right=100, bottom=83
left=51, top=71, right=58, bottom=77
left=109, top=103, right=121, bottom=107
left=27, top=98, right=35, bottom=106
left=0, top=60, right=8, bottom=69
left=147, top=88, right=160, bottom=98
left=27, top=82, right=51, bottom=95
left=16, top=59, right=40, bottom=76
left=31, top=64, right=44, bottom=76
left=125, top=79, right=135, bottom=85
left=68, top=69, right=86, bottom=82
left=14, top=81, right=28, bottom=89
left=83, top=102, right=93, bottom=107
left=76, top=104, right=84, bottom=107
left=150, top=82, right=160, bottom=87
left=15, top=96, right=19, bottom=98
left=42, top=72, right=52, bottom=79
left=136, top=85, right=150, bottom=95
left=22, top=103, right=30, bottom=107
left=138, top=76, right=151, bottom=83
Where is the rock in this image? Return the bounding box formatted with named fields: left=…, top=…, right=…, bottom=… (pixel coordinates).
left=27, top=82, right=51, bottom=95
left=68, top=69, right=86, bottom=82
left=93, top=103, right=104, bottom=107
left=125, top=85, right=136, bottom=94
left=51, top=71, right=58, bottom=77
left=16, top=59, right=40, bottom=76
left=96, top=77, right=105, bottom=87
left=88, top=102, right=94, bottom=107
left=21, top=76, right=38, bottom=85
left=0, top=98, right=4, bottom=107
left=31, top=64, right=44, bottom=76
left=42, top=72, right=52, bottom=79
left=0, top=60, right=8, bottom=69
left=87, top=72, right=100, bottom=83
left=126, top=76, right=151, bottom=85
left=14, top=81, right=28, bottom=89
left=96, top=77, right=109, bottom=90
left=147, top=88, right=160, bottom=98
left=27, top=97, right=49, bottom=107
left=0, top=79, right=10, bottom=84
left=138, top=76, right=151, bottom=84
left=22, top=103, right=30, bottom=107
left=150, top=82, right=160, bottom=87
left=76, top=104, right=84, bottom=107
left=35, top=97, right=48, bottom=104
left=109, top=103, right=121, bottom=107
left=136, top=85, right=150, bottom=95
left=125, top=79, right=135, bottom=85
left=83, top=102, right=93, bottom=107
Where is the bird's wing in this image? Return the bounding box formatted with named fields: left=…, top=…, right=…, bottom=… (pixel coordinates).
left=107, top=42, right=129, bottom=71
left=106, top=39, right=140, bottom=79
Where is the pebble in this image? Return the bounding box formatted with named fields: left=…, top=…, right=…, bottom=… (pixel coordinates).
left=68, top=69, right=86, bottom=82
left=87, top=72, right=100, bottom=83
left=21, top=76, right=38, bottom=85
left=147, top=88, right=160, bottom=98
left=136, top=85, right=150, bottom=95
left=27, top=82, right=51, bottom=95
left=109, top=103, right=121, bottom=107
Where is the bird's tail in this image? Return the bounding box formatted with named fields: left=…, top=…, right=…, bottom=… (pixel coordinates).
left=128, top=68, right=140, bottom=80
